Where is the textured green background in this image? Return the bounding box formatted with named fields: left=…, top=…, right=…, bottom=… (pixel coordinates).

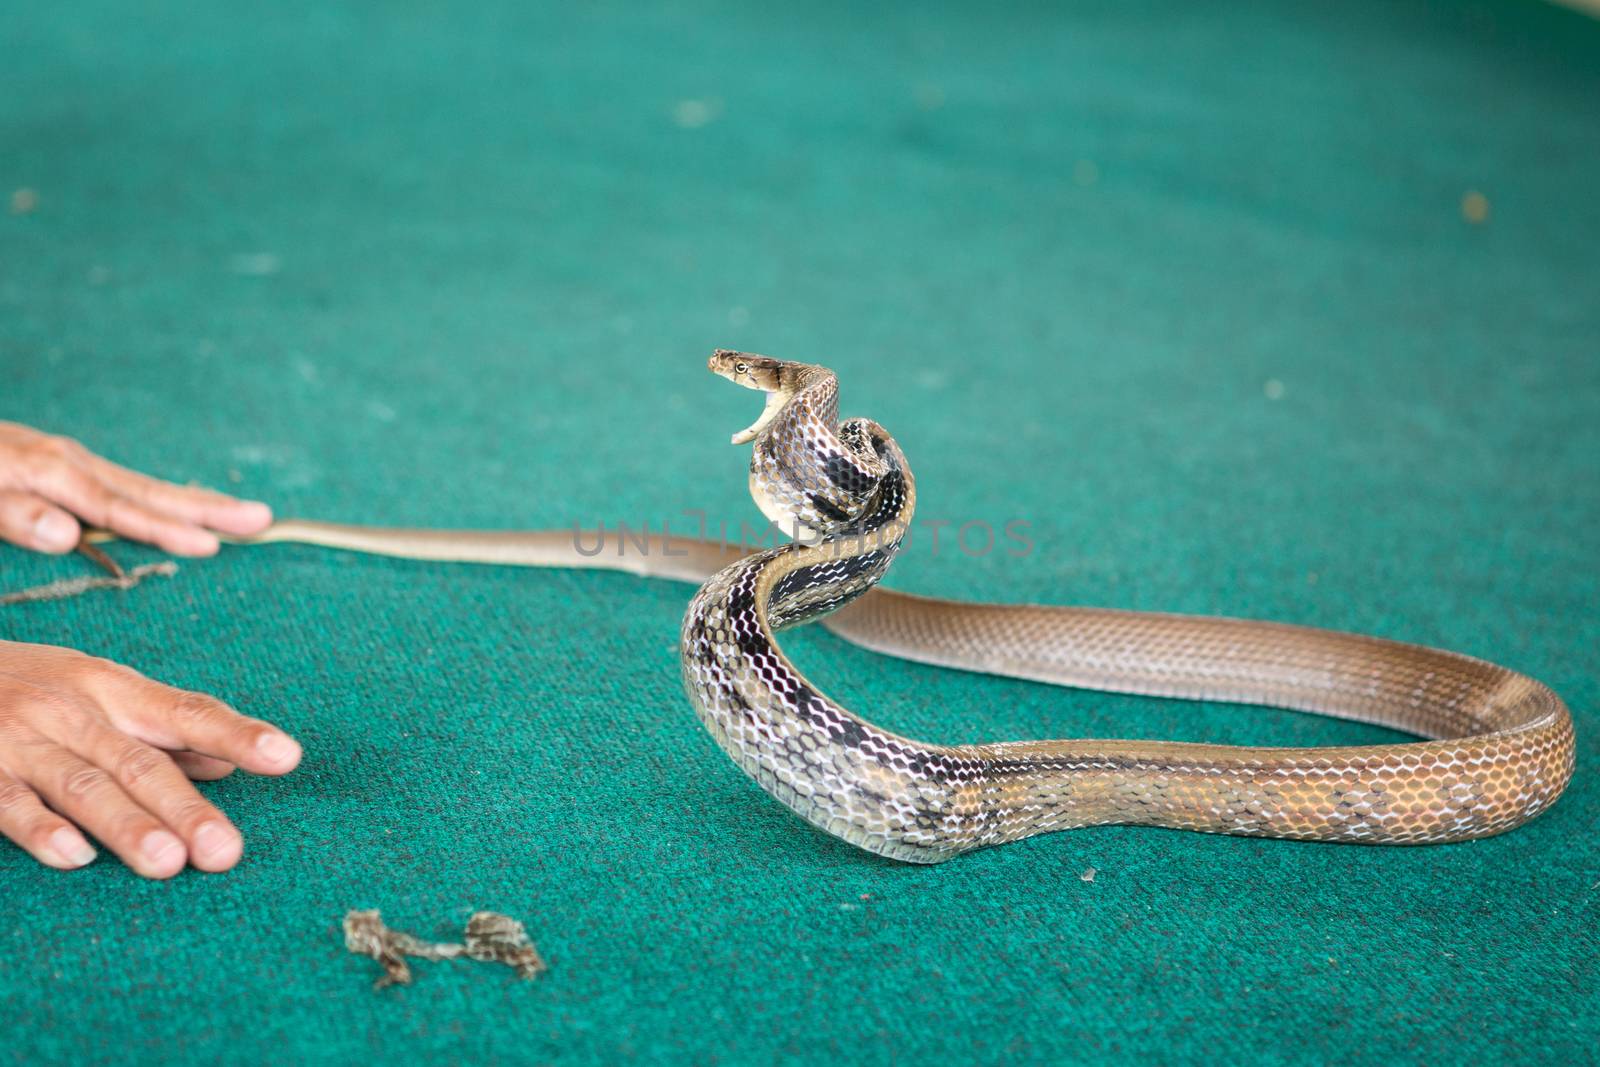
left=2, top=0, right=1597, bottom=1062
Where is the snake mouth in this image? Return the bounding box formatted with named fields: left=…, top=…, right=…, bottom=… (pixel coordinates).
left=729, top=390, right=787, bottom=445
left=709, top=350, right=789, bottom=444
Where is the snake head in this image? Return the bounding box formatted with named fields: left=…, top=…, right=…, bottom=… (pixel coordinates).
left=708, top=350, right=785, bottom=391
left=709, top=350, right=791, bottom=444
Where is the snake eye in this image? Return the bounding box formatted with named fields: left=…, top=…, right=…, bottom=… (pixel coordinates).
left=735, top=361, right=749, bottom=374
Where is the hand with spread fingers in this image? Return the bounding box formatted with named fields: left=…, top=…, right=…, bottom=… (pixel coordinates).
left=0, top=422, right=299, bottom=877
left=0, top=421, right=273, bottom=555
left=0, top=642, right=302, bottom=876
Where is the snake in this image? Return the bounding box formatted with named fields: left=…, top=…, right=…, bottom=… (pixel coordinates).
left=103, top=351, right=1575, bottom=863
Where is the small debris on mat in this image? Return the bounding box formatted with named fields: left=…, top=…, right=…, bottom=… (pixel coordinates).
left=343, top=910, right=463, bottom=989
left=1079, top=866, right=1098, bottom=883
left=0, top=562, right=178, bottom=605
left=343, top=909, right=546, bottom=989
left=76, top=539, right=125, bottom=578
left=464, top=911, right=548, bottom=980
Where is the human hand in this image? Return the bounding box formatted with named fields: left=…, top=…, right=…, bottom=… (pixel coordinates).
left=0, top=640, right=302, bottom=877
left=0, top=421, right=272, bottom=555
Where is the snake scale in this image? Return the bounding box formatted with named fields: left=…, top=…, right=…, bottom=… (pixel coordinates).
left=198, top=352, right=1574, bottom=863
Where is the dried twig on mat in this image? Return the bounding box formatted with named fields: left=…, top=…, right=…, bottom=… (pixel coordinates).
left=0, top=562, right=178, bottom=606
left=75, top=539, right=126, bottom=579
left=342, top=909, right=547, bottom=989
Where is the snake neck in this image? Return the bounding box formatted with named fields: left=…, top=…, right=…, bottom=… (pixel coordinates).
left=737, top=363, right=915, bottom=629
left=761, top=423, right=914, bottom=630
left=748, top=366, right=898, bottom=544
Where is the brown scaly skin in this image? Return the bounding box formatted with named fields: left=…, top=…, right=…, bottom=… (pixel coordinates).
left=83, top=352, right=1578, bottom=862
left=679, top=353, right=1575, bottom=862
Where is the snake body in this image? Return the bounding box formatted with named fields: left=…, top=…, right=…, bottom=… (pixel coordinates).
left=218, top=352, right=1574, bottom=862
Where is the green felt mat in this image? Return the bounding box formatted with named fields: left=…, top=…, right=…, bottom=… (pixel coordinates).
left=2, top=0, right=1597, bottom=1062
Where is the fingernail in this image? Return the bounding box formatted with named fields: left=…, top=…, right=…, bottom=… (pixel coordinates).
left=32, top=510, right=77, bottom=551
left=237, top=500, right=273, bottom=525
left=255, top=731, right=299, bottom=765
left=185, top=529, right=221, bottom=555
left=49, top=827, right=97, bottom=867
left=141, top=829, right=185, bottom=866
left=193, top=821, right=235, bottom=860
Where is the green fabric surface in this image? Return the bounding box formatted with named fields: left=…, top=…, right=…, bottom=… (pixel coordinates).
left=2, top=0, right=1598, bottom=1062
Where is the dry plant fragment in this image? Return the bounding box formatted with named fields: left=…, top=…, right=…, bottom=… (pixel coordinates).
left=465, top=910, right=548, bottom=979
left=0, top=562, right=178, bottom=605
left=342, top=909, right=546, bottom=989
left=1, top=538, right=178, bottom=606
left=343, top=911, right=414, bottom=989
left=342, top=910, right=464, bottom=989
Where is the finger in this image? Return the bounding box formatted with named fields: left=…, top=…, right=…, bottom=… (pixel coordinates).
left=0, top=490, right=81, bottom=553
left=23, top=461, right=220, bottom=556
left=87, top=460, right=272, bottom=536
left=71, top=725, right=242, bottom=872
left=0, top=771, right=97, bottom=869
left=168, top=751, right=237, bottom=781
left=92, top=673, right=301, bottom=777
left=20, top=748, right=187, bottom=879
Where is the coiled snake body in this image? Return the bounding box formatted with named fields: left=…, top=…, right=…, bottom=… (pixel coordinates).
left=204, top=352, right=1575, bottom=862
